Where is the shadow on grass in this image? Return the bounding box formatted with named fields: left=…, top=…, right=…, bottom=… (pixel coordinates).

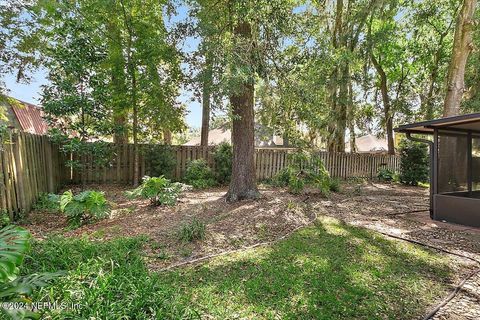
left=160, top=217, right=452, bottom=320
left=24, top=217, right=452, bottom=320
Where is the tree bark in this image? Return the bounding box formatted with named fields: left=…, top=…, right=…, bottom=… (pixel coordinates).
left=163, top=129, right=172, bottom=145
left=443, top=0, right=477, bottom=117
left=200, top=53, right=212, bottom=146
left=370, top=52, right=395, bottom=155
left=226, top=21, right=259, bottom=202
left=327, top=0, right=344, bottom=153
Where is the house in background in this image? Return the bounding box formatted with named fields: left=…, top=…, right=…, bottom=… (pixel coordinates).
left=345, top=134, right=389, bottom=153
left=1, top=97, right=48, bottom=135
left=184, top=125, right=285, bottom=147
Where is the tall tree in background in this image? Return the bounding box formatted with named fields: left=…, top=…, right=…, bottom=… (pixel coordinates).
left=367, top=1, right=411, bottom=155
left=443, top=0, right=477, bottom=117
left=409, top=0, right=457, bottom=120
left=200, top=51, right=213, bottom=146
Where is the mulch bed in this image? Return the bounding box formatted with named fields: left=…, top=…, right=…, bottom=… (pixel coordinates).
left=23, top=181, right=480, bottom=318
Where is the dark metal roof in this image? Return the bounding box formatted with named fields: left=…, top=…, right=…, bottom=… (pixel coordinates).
left=10, top=99, right=48, bottom=135
left=395, top=113, right=480, bottom=134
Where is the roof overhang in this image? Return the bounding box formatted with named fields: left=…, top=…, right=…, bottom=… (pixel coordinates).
left=395, top=113, right=480, bottom=135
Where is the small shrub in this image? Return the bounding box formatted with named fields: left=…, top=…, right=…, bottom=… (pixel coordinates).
left=377, top=168, right=395, bottom=182
left=144, top=145, right=177, bottom=179
left=60, top=190, right=110, bottom=228
left=213, top=142, right=233, bottom=185
left=271, top=150, right=334, bottom=195
left=177, top=219, right=206, bottom=242
left=33, top=193, right=61, bottom=212
left=184, top=159, right=216, bottom=189
left=399, top=140, right=429, bottom=186
left=0, top=210, right=10, bottom=227
left=127, top=176, right=189, bottom=206
left=329, top=178, right=341, bottom=192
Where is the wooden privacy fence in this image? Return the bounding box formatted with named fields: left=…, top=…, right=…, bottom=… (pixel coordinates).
left=1, top=137, right=401, bottom=216
left=0, top=132, right=65, bottom=218
left=68, top=144, right=401, bottom=184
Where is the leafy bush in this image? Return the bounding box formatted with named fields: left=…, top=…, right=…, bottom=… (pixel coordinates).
left=399, top=140, right=429, bottom=186
left=177, top=219, right=206, bottom=242
left=33, top=193, right=61, bottom=212
left=184, top=159, right=216, bottom=189
left=213, top=142, right=233, bottom=185
left=0, top=211, right=10, bottom=228
left=271, top=151, right=334, bottom=195
left=0, top=226, right=61, bottom=318
left=127, top=176, right=189, bottom=206
left=60, top=190, right=110, bottom=228
left=377, top=168, right=395, bottom=182
left=144, top=145, right=177, bottom=179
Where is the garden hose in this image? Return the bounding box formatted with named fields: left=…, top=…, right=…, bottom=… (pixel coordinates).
left=373, top=220, right=480, bottom=320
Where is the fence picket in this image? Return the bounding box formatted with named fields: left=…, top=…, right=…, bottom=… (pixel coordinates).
left=1, top=134, right=401, bottom=217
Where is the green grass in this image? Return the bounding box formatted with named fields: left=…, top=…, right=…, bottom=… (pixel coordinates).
left=20, top=217, right=451, bottom=319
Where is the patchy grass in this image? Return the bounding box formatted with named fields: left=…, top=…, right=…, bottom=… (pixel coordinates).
left=23, top=217, right=451, bottom=319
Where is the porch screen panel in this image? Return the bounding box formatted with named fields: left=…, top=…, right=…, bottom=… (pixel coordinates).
left=472, top=138, right=480, bottom=191
left=437, top=132, right=468, bottom=193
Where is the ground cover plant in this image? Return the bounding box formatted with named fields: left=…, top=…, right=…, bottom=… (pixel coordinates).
left=60, top=190, right=110, bottom=228
left=177, top=218, right=206, bottom=242
left=33, top=193, right=61, bottom=212
left=20, top=216, right=452, bottom=319
left=127, top=176, right=189, bottom=206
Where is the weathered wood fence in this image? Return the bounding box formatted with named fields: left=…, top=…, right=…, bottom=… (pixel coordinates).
left=0, top=132, right=65, bottom=218
left=68, top=144, right=401, bottom=184
left=1, top=135, right=401, bottom=216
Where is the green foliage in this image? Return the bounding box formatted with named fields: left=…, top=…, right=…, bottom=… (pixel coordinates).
left=127, top=176, right=188, bottom=206
left=399, top=140, right=429, bottom=186
left=22, top=219, right=451, bottom=319
left=60, top=190, right=110, bottom=228
left=0, top=226, right=61, bottom=318
left=0, top=211, right=9, bottom=228
left=22, top=236, right=198, bottom=319
left=177, top=219, right=206, bottom=242
left=184, top=159, right=216, bottom=189
left=213, top=142, right=233, bottom=185
left=49, top=129, right=114, bottom=175
left=33, top=193, right=61, bottom=212
left=272, top=151, right=334, bottom=195
left=328, top=178, right=341, bottom=192
left=144, top=145, right=177, bottom=179
left=377, top=168, right=396, bottom=182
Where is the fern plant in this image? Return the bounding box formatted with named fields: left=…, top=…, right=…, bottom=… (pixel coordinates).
left=60, top=190, right=110, bottom=228
left=0, top=226, right=62, bottom=319
left=127, top=176, right=189, bottom=206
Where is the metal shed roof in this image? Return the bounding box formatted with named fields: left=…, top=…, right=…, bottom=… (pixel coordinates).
left=9, top=99, right=48, bottom=135
left=395, top=113, right=480, bottom=134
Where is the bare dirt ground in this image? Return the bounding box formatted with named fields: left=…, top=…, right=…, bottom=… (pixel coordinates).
left=23, top=181, right=480, bottom=319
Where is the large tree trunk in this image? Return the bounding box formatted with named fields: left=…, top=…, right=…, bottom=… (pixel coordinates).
left=327, top=0, right=344, bottom=152
left=163, top=129, right=172, bottom=145
left=226, top=21, right=259, bottom=202
left=443, top=0, right=477, bottom=117
left=200, top=54, right=212, bottom=146
left=371, top=52, right=395, bottom=155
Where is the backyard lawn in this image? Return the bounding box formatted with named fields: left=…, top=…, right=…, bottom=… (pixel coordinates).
left=13, top=183, right=464, bottom=319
